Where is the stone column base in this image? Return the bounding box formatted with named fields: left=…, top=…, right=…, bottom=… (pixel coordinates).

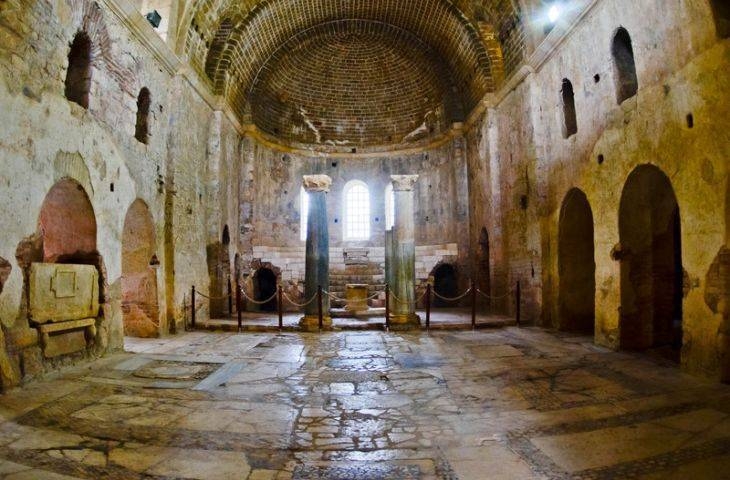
left=299, top=315, right=333, bottom=332
left=388, top=313, right=421, bottom=331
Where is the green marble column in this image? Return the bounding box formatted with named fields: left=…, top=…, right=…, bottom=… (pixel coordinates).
left=390, top=175, right=420, bottom=330
left=300, top=175, right=332, bottom=331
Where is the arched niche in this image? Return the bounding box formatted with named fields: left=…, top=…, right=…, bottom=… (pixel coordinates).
left=39, top=178, right=97, bottom=264
left=122, top=199, right=159, bottom=337
left=619, top=165, right=683, bottom=360
left=558, top=188, right=595, bottom=334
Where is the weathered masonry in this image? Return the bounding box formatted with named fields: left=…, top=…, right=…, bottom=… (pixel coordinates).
left=0, top=0, right=728, bottom=388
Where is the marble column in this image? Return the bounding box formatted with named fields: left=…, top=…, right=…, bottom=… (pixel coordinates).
left=300, top=175, right=332, bottom=331
left=390, top=175, right=420, bottom=329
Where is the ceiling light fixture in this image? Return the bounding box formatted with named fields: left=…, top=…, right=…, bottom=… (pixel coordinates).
left=548, top=4, right=561, bottom=23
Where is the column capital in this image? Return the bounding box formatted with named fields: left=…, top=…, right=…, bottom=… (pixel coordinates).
left=390, top=175, right=419, bottom=192
left=303, top=175, right=332, bottom=193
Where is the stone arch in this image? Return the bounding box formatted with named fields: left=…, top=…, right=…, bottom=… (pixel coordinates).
left=122, top=199, right=159, bottom=337
left=135, top=88, right=151, bottom=144
left=558, top=188, right=595, bottom=334
left=477, top=227, right=491, bottom=307
left=611, top=27, right=638, bottom=104
left=619, top=165, right=683, bottom=360
left=253, top=267, right=278, bottom=312
left=431, top=263, right=458, bottom=308
left=65, top=31, right=93, bottom=109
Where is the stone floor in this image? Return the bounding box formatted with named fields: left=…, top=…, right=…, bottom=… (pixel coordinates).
left=0, top=328, right=729, bottom=479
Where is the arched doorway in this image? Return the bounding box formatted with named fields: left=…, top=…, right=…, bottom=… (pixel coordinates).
left=122, top=200, right=159, bottom=337
left=477, top=228, right=491, bottom=307
left=432, top=264, right=458, bottom=308
left=619, top=165, right=683, bottom=360
left=254, top=267, right=278, bottom=312
left=39, top=178, right=97, bottom=263
left=558, top=189, right=595, bottom=334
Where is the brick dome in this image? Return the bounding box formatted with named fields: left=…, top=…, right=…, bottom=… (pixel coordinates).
left=183, top=0, right=524, bottom=148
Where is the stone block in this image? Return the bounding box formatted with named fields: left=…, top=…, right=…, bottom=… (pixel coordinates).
left=29, top=263, right=99, bottom=324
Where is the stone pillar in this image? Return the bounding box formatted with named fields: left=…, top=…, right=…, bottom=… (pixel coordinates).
left=390, top=175, right=420, bottom=330
left=300, top=175, right=332, bottom=331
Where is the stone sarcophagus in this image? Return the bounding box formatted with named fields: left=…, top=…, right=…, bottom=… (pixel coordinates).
left=29, top=263, right=99, bottom=357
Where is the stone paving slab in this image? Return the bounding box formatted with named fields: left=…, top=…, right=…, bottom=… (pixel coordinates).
left=0, top=328, right=729, bottom=479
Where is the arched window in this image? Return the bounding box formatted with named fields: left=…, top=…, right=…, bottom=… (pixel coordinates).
left=385, top=183, right=395, bottom=230
left=344, top=181, right=370, bottom=240
left=710, top=0, right=730, bottom=38
left=561, top=79, right=577, bottom=138
left=300, top=187, right=309, bottom=241
left=611, top=27, right=638, bottom=104
left=135, top=88, right=151, bottom=144
left=65, top=31, right=92, bottom=109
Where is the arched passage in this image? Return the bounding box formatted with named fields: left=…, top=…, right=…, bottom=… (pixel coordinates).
left=135, top=88, right=151, bottom=144
left=39, top=178, right=97, bottom=263
left=619, top=165, right=683, bottom=360
left=611, top=27, right=638, bottom=104
left=254, top=267, right=278, bottom=312
left=65, top=31, right=92, bottom=109
left=558, top=189, right=595, bottom=334
left=432, top=263, right=458, bottom=308
left=561, top=79, right=577, bottom=138
left=122, top=200, right=159, bottom=337
left=477, top=228, right=491, bottom=307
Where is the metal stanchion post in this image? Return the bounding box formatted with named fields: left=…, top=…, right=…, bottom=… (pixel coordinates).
left=278, top=285, right=284, bottom=332
left=425, top=283, right=431, bottom=331
left=236, top=283, right=242, bottom=332
left=191, top=285, right=196, bottom=330
left=385, top=284, right=390, bottom=331
left=317, top=285, right=323, bottom=331
left=515, top=280, right=522, bottom=327
left=227, top=278, right=232, bottom=317
left=471, top=279, right=477, bottom=330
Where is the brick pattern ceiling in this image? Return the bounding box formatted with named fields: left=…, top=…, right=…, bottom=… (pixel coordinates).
left=183, top=0, right=526, bottom=147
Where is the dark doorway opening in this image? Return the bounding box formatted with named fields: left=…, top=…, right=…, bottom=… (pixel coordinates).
left=611, top=27, right=638, bottom=104
left=619, top=165, right=683, bottom=361
left=254, top=268, right=278, bottom=312
left=558, top=189, right=595, bottom=334
left=432, top=264, right=458, bottom=308
left=65, top=31, right=92, bottom=109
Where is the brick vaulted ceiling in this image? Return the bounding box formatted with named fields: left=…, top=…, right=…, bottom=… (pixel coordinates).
left=183, top=0, right=525, bottom=147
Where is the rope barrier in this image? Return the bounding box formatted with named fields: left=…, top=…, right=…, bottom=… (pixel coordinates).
left=282, top=291, right=318, bottom=307
left=476, top=289, right=513, bottom=300
left=432, top=287, right=472, bottom=302
left=238, top=288, right=279, bottom=305
left=193, top=291, right=229, bottom=301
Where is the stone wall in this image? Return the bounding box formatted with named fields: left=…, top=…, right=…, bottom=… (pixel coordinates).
left=0, top=0, right=241, bottom=387
left=242, top=138, right=471, bottom=304
left=465, top=0, right=730, bottom=380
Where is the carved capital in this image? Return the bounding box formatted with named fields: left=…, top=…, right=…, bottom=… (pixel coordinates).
left=303, top=175, right=333, bottom=193
left=390, top=175, right=419, bottom=192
